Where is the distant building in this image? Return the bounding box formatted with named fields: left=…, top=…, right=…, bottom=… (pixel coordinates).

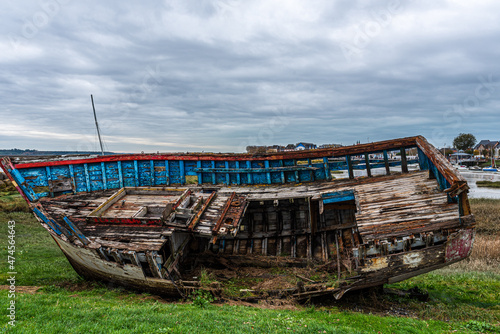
left=295, top=142, right=317, bottom=151
left=319, top=143, right=343, bottom=149
left=474, top=140, right=500, bottom=157
left=246, top=142, right=320, bottom=153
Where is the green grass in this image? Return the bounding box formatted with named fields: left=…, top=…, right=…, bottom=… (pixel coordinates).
left=0, top=212, right=79, bottom=286
left=0, top=181, right=30, bottom=213
left=387, top=272, right=500, bottom=324
left=479, top=160, right=500, bottom=168
left=476, top=181, right=500, bottom=189
left=2, top=286, right=491, bottom=334
left=0, top=201, right=499, bottom=333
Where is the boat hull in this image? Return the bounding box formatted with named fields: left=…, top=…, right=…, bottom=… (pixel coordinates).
left=0, top=135, right=476, bottom=300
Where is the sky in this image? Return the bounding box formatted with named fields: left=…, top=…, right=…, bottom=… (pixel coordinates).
left=1, top=0, right=499, bottom=153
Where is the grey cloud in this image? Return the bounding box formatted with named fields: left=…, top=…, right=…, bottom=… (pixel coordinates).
left=1, top=0, right=499, bottom=153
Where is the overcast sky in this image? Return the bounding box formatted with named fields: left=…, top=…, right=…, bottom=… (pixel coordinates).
left=1, top=0, right=499, bottom=153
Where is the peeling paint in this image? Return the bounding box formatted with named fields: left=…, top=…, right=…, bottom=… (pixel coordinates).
left=361, top=257, right=388, bottom=272
left=445, top=229, right=475, bottom=263
left=403, top=252, right=423, bottom=268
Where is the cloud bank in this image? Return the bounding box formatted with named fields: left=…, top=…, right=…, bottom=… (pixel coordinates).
left=1, top=0, right=499, bottom=152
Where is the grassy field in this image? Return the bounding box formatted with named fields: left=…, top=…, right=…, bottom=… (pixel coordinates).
left=476, top=181, right=500, bottom=189
left=0, top=184, right=499, bottom=333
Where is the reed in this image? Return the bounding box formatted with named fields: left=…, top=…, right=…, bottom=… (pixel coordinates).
left=469, top=198, right=500, bottom=235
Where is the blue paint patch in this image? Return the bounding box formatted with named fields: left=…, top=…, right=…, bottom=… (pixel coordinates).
left=73, top=165, right=87, bottom=192
left=63, top=217, right=89, bottom=244
left=88, top=163, right=104, bottom=191
left=270, top=172, right=282, bottom=184
left=121, top=161, right=136, bottom=187
left=153, top=160, right=167, bottom=185
left=33, top=207, right=62, bottom=235
left=298, top=170, right=311, bottom=182
left=138, top=160, right=152, bottom=186
left=312, top=163, right=325, bottom=180
left=105, top=162, right=121, bottom=189
left=322, top=190, right=355, bottom=204
left=169, top=160, right=181, bottom=184
left=184, top=161, right=197, bottom=176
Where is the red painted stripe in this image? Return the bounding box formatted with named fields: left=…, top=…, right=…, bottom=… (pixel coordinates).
left=13, top=136, right=420, bottom=169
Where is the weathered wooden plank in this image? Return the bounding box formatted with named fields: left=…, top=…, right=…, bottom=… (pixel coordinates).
left=187, top=192, right=217, bottom=231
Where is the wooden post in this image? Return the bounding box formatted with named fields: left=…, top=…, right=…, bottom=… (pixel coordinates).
left=212, top=161, right=216, bottom=184
left=400, top=148, right=408, bottom=173
left=265, top=160, right=271, bottom=184
left=247, top=161, right=252, bottom=184
left=165, top=160, right=170, bottom=185
left=179, top=160, right=185, bottom=185
left=346, top=155, right=354, bottom=179
left=197, top=161, right=202, bottom=184
left=101, top=162, right=107, bottom=190
left=118, top=161, right=124, bottom=188
left=364, top=153, right=372, bottom=177
left=133, top=160, right=139, bottom=186
left=280, top=160, right=286, bottom=183
left=236, top=161, right=241, bottom=184
left=83, top=164, right=91, bottom=192
left=69, top=164, right=76, bottom=193
left=323, top=157, right=331, bottom=180
left=150, top=160, right=155, bottom=186
left=383, top=150, right=390, bottom=175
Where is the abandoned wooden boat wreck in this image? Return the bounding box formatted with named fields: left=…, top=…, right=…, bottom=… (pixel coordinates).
left=1, top=136, right=475, bottom=300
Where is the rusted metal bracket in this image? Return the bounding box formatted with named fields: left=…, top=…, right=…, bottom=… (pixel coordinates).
left=210, top=192, right=236, bottom=243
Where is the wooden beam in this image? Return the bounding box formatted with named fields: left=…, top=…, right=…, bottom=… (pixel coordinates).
left=68, top=164, right=76, bottom=193
left=164, top=160, right=170, bottom=185
left=346, top=155, right=354, bottom=179
left=364, top=153, right=372, bottom=177
left=117, top=161, right=124, bottom=188
left=383, top=150, right=391, bottom=175
left=101, top=162, right=107, bottom=189
left=265, top=161, right=271, bottom=184
left=323, top=157, right=331, bottom=180
left=197, top=161, right=202, bottom=185
left=400, top=148, right=408, bottom=173
left=134, top=160, right=139, bottom=186
left=150, top=160, right=155, bottom=186
left=84, top=163, right=91, bottom=192
left=179, top=160, right=185, bottom=185
left=415, top=136, right=466, bottom=187
left=14, top=136, right=420, bottom=168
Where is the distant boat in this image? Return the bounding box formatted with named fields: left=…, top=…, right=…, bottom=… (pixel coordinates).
left=483, top=147, right=498, bottom=172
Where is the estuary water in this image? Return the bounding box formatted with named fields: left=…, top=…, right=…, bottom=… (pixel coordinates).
left=460, top=171, right=500, bottom=199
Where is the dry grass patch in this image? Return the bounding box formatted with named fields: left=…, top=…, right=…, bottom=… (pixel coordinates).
left=470, top=198, right=500, bottom=235
left=445, top=234, right=500, bottom=274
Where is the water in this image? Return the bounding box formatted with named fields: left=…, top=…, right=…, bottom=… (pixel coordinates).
left=459, top=171, right=500, bottom=199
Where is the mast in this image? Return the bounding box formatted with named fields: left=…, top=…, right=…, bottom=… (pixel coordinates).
left=91, top=94, right=105, bottom=156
